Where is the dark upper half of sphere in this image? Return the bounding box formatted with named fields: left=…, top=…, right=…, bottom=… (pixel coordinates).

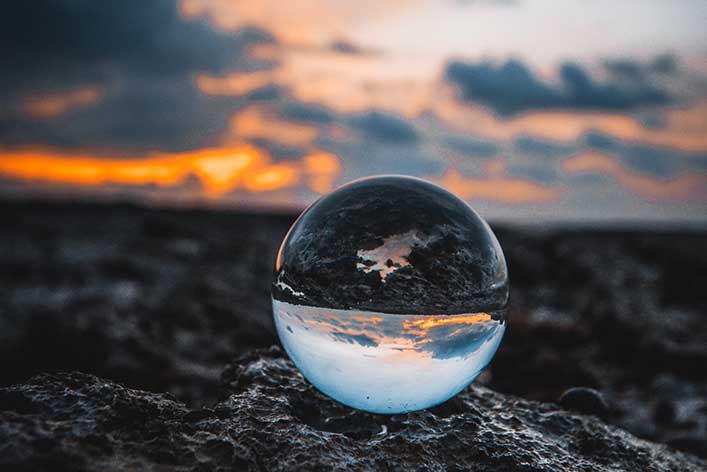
left=273, top=175, right=508, bottom=314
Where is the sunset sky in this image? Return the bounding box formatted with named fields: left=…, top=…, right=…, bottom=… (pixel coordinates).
left=1, top=0, right=706, bottom=223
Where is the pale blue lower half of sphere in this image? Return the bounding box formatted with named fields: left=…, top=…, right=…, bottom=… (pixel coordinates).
left=273, top=299, right=505, bottom=414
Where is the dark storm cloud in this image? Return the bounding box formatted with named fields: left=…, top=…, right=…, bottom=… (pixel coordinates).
left=280, top=102, right=335, bottom=124
left=348, top=111, right=419, bottom=143
left=242, top=85, right=283, bottom=102
left=508, top=137, right=575, bottom=184
left=444, top=135, right=499, bottom=158
left=638, top=113, right=667, bottom=130
left=583, top=131, right=707, bottom=177
left=507, top=160, right=562, bottom=184
left=2, top=77, right=242, bottom=152
left=247, top=138, right=308, bottom=160
left=514, top=136, right=576, bottom=158
left=0, top=0, right=274, bottom=152
left=604, top=54, right=678, bottom=80
left=650, top=54, right=679, bottom=75
left=445, top=58, right=673, bottom=116
left=583, top=132, right=615, bottom=151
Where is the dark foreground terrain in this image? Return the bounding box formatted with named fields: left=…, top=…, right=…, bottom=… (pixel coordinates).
left=1, top=199, right=706, bottom=470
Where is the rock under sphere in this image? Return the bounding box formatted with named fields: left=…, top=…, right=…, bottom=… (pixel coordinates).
left=1, top=347, right=704, bottom=471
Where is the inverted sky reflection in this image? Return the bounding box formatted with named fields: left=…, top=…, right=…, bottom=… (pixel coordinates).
left=273, top=300, right=505, bottom=413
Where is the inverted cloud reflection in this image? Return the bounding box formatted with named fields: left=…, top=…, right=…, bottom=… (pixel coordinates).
left=274, top=299, right=506, bottom=412
left=275, top=301, right=502, bottom=363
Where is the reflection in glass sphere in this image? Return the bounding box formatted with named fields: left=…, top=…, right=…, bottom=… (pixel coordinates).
left=272, top=175, right=508, bottom=414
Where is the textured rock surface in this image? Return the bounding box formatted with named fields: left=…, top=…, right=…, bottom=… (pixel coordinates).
left=1, top=199, right=706, bottom=459
left=1, top=348, right=705, bottom=471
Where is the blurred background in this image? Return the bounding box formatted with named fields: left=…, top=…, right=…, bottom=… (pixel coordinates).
left=1, top=0, right=707, bottom=461
left=1, top=0, right=705, bottom=223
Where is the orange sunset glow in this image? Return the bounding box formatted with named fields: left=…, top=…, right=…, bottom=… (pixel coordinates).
left=403, top=313, right=493, bottom=333
left=1, top=0, right=705, bottom=222
left=0, top=147, right=341, bottom=197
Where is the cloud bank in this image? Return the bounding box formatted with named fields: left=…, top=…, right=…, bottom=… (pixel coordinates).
left=445, top=58, right=675, bottom=116
left=0, top=0, right=273, bottom=152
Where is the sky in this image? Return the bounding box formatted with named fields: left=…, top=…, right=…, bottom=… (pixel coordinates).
left=273, top=299, right=505, bottom=412
left=1, top=0, right=706, bottom=223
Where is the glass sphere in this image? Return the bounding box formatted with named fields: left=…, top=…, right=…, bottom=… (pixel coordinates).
left=272, top=175, right=508, bottom=414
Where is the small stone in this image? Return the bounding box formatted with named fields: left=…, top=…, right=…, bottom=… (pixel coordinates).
left=558, top=387, right=610, bottom=419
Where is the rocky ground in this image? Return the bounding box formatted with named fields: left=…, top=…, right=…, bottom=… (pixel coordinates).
left=1, top=199, right=706, bottom=469
left=2, top=348, right=705, bottom=471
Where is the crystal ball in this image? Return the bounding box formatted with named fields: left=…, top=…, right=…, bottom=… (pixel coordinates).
left=272, top=175, right=508, bottom=413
